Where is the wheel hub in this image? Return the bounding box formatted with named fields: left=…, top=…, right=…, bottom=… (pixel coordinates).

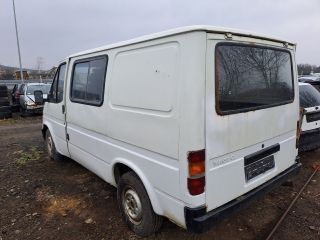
left=47, top=136, right=53, bottom=155
left=123, top=188, right=142, bottom=224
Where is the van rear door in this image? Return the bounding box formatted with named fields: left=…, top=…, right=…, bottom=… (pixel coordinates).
left=205, top=37, right=299, bottom=211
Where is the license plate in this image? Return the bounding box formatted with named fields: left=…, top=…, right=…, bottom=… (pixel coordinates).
left=245, top=155, right=275, bottom=181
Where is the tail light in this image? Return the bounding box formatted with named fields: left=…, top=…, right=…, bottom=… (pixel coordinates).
left=187, top=149, right=205, bottom=195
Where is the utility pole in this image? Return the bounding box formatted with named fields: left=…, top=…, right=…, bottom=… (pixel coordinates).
left=12, top=0, right=24, bottom=82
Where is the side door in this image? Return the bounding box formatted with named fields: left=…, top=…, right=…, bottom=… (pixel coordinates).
left=43, top=62, right=69, bottom=157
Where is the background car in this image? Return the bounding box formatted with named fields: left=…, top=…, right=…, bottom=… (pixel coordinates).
left=299, top=76, right=320, bottom=92
left=299, top=82, right=320, bottom=152
left=19, top=83, right=51, bottom=114
left=11, top=83, right=24, bottom=104
left=0, top=85, right=12, bottom=119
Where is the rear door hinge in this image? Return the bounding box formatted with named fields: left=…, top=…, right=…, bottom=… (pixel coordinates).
left=225, top=33, right=233, bottom=40
left=62, top=105, right=65, bottom=114
left=66, top=133, right=70, bottom=141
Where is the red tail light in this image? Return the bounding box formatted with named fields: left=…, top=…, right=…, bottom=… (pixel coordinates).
left=187, top=149, right=205, bottom=195
left=188, top=176, right=205, bottom=195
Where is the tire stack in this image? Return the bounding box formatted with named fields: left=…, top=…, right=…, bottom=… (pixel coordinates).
left=0, top=85, right=12, bottom=119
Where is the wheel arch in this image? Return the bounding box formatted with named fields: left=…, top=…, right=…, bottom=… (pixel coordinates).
left=41, top=120, right=61, bottom=153
left=112, top=159, right=163, bottom=215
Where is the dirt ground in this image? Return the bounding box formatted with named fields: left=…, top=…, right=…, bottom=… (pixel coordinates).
left=0, top=115, right=319, bottom=240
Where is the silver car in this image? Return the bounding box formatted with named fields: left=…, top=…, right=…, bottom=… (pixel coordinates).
left=19, top=83, right=51, bottom=113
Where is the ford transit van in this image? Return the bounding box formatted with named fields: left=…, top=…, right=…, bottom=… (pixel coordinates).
left=42, top=26, right=301, bottom=236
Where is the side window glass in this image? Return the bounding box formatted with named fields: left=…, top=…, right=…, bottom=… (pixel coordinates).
left=49, top=63, right=66, bottom=103
left=86, top=58, right=106, bottom=103
left=71, top=62, right=89, bottom=100
left=70, top=56, right=107, bottom=106
left=57, top=64, right=66, bottom=103
left=50, top=70, right=58, bottom=101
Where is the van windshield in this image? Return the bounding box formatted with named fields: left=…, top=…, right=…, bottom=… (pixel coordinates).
left=299, top=84, right=320, bottom=108
left=215, top=44, right=294, bottom=115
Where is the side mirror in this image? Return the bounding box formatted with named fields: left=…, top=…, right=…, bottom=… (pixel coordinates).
left=34, top=90, right=44, bottom=104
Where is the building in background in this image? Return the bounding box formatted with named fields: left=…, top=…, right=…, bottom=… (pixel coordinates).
left=14, top=70, right=29, bottom=80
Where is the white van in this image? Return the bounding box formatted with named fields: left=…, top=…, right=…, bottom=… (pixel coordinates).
left=43, top=26, right=301, bottom=236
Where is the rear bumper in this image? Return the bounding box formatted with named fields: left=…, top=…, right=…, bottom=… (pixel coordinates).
left=299, top=128, right=320, bottom=152
left=184, top=158, right=301, bottom=233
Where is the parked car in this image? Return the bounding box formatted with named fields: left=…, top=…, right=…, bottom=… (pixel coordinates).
left=11, top=83, right=23, bottom=104
left=299, top=76, right=320, bottom=82
left=20, top=83, right=51, bottom=113
left=0, top=85, right=12, bottom=119
left=299, top=82, right=320, bottom=152
left=42, top=26, right=301, bottom=236
left=299, top=76, right=320, bottom=92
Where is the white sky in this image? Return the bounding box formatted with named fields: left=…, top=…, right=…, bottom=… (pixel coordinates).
left=1, top=0, right=319, bottom=69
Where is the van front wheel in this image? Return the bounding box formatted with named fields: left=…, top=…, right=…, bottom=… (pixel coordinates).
left=117, top=171, right=163, bottom=236
left=45, top=130, right=58, bottom=160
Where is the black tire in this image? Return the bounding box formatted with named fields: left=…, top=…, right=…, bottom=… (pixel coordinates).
left=20, top=106, right=27, bottom=117
left=0, top=86, right=8, bottom=91
left=0, top=106, right=11, bottom=112
left=0, top=111, right=12, bottom=119
left=117, top=171, right=163, bottom=236
left=0, top=98, right=10, bottom=106
left=0, top=90, right=8, bottom=98
left=11, top=104, right=20, bottom=113
left=45, top=130, right=62, bottom=161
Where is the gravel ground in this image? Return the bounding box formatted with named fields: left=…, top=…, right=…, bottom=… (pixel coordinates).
left=0, top=115, right=319, bottom=240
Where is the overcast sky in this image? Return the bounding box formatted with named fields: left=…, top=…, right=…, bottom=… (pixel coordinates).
left=1, top=0, right=319, bottom=69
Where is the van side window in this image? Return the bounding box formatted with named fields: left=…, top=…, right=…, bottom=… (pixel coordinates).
left=70, top=56, right=107, bottom=106
left=49, top=63, right=66, bottom=103
left=50, top=70, right=58, bottom=101
left=57, top=64, right=66, bottom=102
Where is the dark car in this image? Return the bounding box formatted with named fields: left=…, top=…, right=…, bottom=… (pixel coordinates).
left=11, top=83, right=24, bottom=104
left=299, top=76, right=320, bottom=92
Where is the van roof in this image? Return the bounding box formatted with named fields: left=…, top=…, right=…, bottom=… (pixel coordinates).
left=67, top=25, right=295, bottom=59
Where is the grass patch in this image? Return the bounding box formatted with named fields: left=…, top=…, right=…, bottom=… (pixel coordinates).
left=0, top=118, right=17, bottom=125
left=13, top=147, right=43, bottom=165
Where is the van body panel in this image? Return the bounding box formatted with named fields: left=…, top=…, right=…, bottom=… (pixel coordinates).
left=110, top=42, right=179, bottom=112
left=42, top=115, right=68, bottom=156
left=205, top=36, right=299, bottom=211
left=66, top=121, right=183, bottom=225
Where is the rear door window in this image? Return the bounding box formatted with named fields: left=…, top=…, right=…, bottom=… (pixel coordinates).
left=215, top=43, right=294, bottom=115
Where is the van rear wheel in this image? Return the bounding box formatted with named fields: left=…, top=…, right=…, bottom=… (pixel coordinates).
left=117, top=171, right=163, bottom=236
